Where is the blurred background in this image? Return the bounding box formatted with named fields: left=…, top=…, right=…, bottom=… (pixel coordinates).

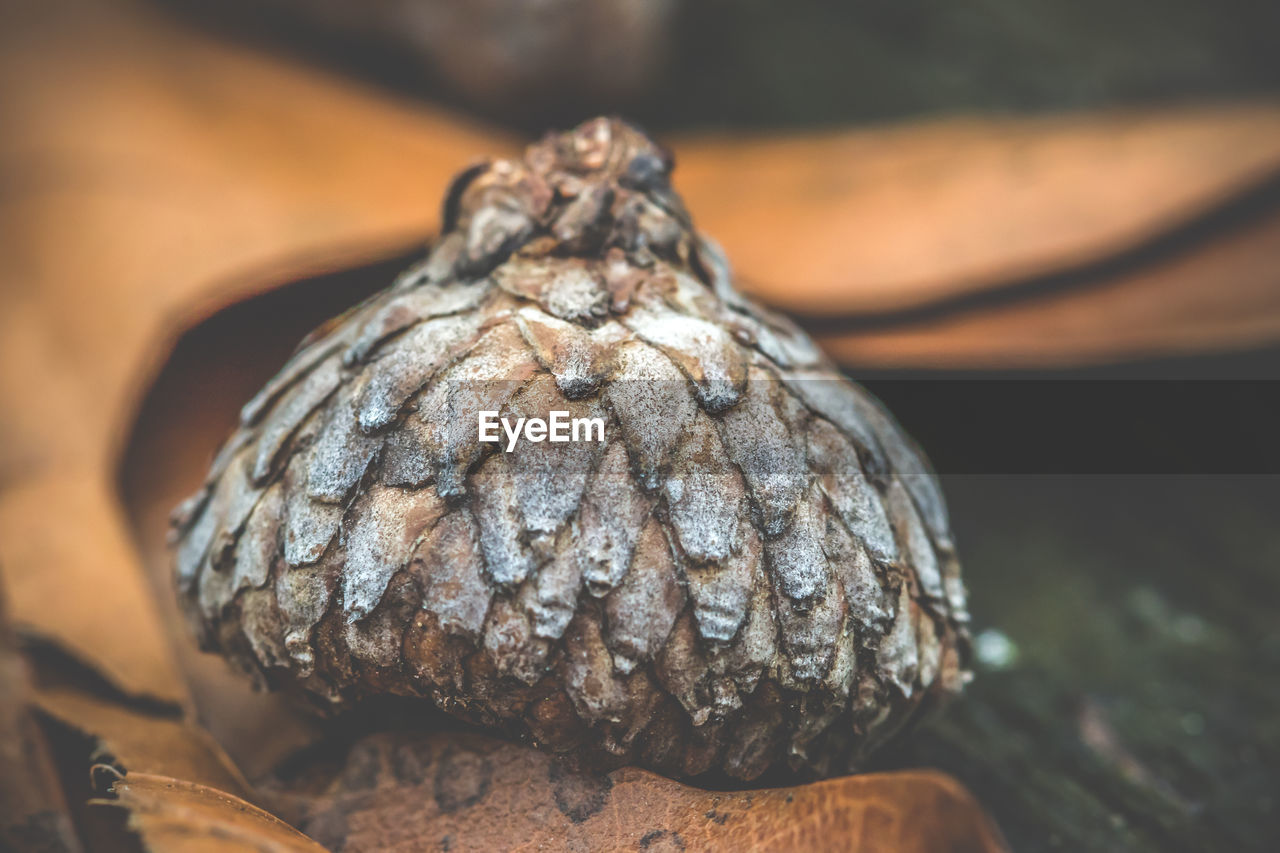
left=2, top=1, right=1279, bottom=851
left=167, top=0, right=1280, bottom=130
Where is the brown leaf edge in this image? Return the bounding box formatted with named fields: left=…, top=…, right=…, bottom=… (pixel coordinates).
left=90, top=770, right=326, bottom=853
left=32, top=684, right=251, bottom=801
left=812, top=194, right=1280, bottom=368
left=674, top=102, right=1280, bottom=318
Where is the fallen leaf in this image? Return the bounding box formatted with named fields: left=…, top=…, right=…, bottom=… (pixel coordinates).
left=0, top=474, right=190, bottom=709
left=813, top=197, right=1280, bottom=368
left=94, top=772, right=327, bottom=853
left=264, top=731, right=1010, bottom=853
left=0, top=0, right=509, bottom=711
left=675, top=104, right=1280, bottom=317
left=34, top=685, right=251, bottom=801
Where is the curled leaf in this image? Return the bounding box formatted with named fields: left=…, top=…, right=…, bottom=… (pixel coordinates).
left=34, top=685, right=250, bottom=800
left=813, top=202, right=1280, bottom=368
left=675, top=104, right=1280, bottom=317
left=0, top=475, right=191, bottom=710
left=94, top=772, right=326, bottom=853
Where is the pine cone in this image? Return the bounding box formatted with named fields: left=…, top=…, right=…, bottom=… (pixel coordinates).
left=171, top=118, right=970, bottom=781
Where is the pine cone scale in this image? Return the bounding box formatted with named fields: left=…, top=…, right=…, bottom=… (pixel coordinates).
left=172, top=118, right=971, bottom=780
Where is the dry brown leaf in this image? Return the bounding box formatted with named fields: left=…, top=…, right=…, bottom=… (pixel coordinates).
left=0, top=592, right=83, bottom=853
left=0, top=474, right=189, bottom=708
left=34, top=685, right=251, bottom=800
left=95, top=773, right=327, bottom=853
left=675, top=105, right=1280, bottom=317
left=265, top=731, right=1009, bottom=853
left=814, top=199, right=1280, bottom=368
left=0, top=0, right=512, bottom=481
left=0, top=0, right=510, bottom=709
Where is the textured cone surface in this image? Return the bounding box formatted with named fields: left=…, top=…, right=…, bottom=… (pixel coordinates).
left=172, top=118, right=971, bottom=780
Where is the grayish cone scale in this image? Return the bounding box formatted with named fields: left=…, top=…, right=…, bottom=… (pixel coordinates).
left=171, top=118, right=971, bottom=780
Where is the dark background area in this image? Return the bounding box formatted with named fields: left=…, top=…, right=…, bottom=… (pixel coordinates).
left=881, top=473, right=1280, bottom=853
left=640, top=0, right=1280, bottom=129
left=164, top=0, right=1280, bottom=132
